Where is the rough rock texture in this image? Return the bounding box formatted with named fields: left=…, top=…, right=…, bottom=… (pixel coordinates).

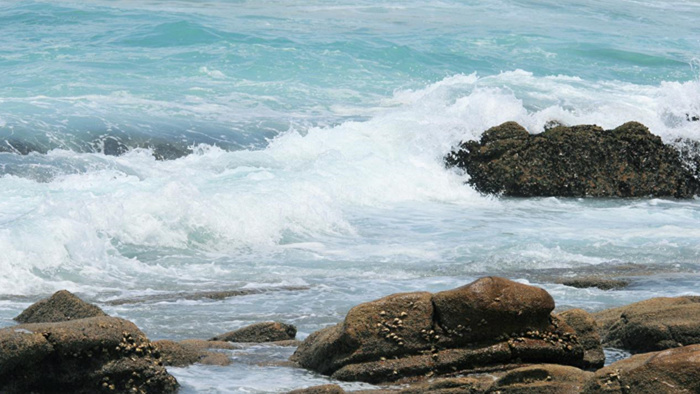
left=487, top=364, right=593, bottom=393
left=288, top=384, right=346, bottom=394
left=0, top=316, right=178, bottom=393
left=445, top=121, right=699, bottom=198
left=594, top=296, right=700, bottom=353
left=397, top=375, right=495, bottom=393
left=211, top=321, right=297, bottom=342
left=557, top=309, right=605, bottom=369
left=14, top=290, right=108, bottom=323
left=291, top=277, right=586, bottom=384
left=153, top=339, right=233, bottom=367
left=581, top=344, right=700, bottom=393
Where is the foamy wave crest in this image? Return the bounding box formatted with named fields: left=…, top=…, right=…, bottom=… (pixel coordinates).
left=1, top=71, right=699, bottom=295
left=389, top=70, right=700, bottom=141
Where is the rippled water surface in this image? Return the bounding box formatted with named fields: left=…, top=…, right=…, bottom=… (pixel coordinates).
left=1, top=0, right=699, bottom=392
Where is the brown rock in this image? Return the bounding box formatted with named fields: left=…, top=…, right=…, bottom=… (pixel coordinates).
left=153, top=339, right=234, bottom=367
left=153, top=340, right=202, bottom=367
left=582, top=344, right=700, bottom=393
left=557, top=309, right=604, bottom=369
left=288, top=384, right=346, bottom=394
left=0, top=316, right=178, bottom=393
left=267, top=339, right=303, bottom=347
left=594, top=296, right=700, bottom=352
left=0, top=328, right=54, bottom=373
left=14, top=290, right=107, bottom=323
left=180, top=338, right=238, bottom=350
left=199, top=352, right=232, bottom=366
left=488, top=364, right=592, bottom=393
left=433, top=277, right=555, bottom=344
left=291, top=291, right=435, bottom=375
left=292, top=277, right=585, bottom=384
left=398, top=375, right=495, bottom=393
left=211, top=321, right=297, bottom=342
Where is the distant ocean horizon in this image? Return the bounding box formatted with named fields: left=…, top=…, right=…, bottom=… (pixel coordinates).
left=1, top=1, right=699, bottom=392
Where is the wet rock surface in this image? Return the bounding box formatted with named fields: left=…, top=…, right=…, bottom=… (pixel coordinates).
left=14, top=290, right=108, bottom=323
left=211, top=321, right=297, bottom=343
left=581, top=344, right=700, bottom=394
left=445, top=121, right=699, bottom=198
left=594, top=296, right=700, bottom=353
left=0, top=316, right=178, bottom=393
left=558, top=278, right=629, bottom=290
left=105, top=285, right=309, bottom=305
left=291, top=277, right=586, bottom=384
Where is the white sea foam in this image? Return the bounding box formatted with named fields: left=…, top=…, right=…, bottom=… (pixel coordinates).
left=1, top=72, right=700, bottom=297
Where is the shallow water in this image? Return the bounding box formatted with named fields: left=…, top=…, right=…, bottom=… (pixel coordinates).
left=1, top=0, right=700, bottom=392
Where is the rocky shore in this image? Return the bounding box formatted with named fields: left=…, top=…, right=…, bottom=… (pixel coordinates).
left=289, top=277, right=700, bottom=393
left=3, top=278, right=700, bottom=393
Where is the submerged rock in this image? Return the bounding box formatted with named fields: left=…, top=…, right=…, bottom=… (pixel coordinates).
left=210, top=321, right=297, bottom=343
left=581, top=344, right=700, bottom=393
left=445, top=121, right=699, bottom=198
left=558, top=277, right=629, bottom=290
left=594, top=296, right=700, bottom=353
left=14, top=290, right=108, bottom=324
left=0, top=316, right=178, bottom=393
left=291, top=277, right=588, bottom=384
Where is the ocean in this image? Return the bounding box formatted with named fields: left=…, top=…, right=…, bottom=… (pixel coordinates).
left=1, top=0, right=699, bottom=392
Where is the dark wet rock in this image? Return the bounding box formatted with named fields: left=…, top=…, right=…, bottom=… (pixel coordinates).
left=150, top=143, right=192, bottom=161
left=487, top=364, right=592, bottom=393
left=581, top=344, right=700, bottom=394
left=445, top=121, right=699, bottom=198
left=594, top=296, right=700, bottom=353
left=288, top=384, right=346, bottom=394
left=559, top=277, right=629, bottom=290
left=544, top=120, right=566, bottom=131
left=96, top=136, right=192, bottom=160
left=1, top=139, right=45, bottom=155
left=14, top=289, right=108, bottom=324
left=291, top=277, right=586, bottom=384
left=556, top=309, right=604, bottom=369
left=102, top=137, right=129, bottom=156
left=211, top=321, right=297, bottom=343
left=0, top=316, right=178, bottom=393
left=153, top=339, right=234, bottom=367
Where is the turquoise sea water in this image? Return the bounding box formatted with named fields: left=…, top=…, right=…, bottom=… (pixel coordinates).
left=1, top=1, right=700, bottom=392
